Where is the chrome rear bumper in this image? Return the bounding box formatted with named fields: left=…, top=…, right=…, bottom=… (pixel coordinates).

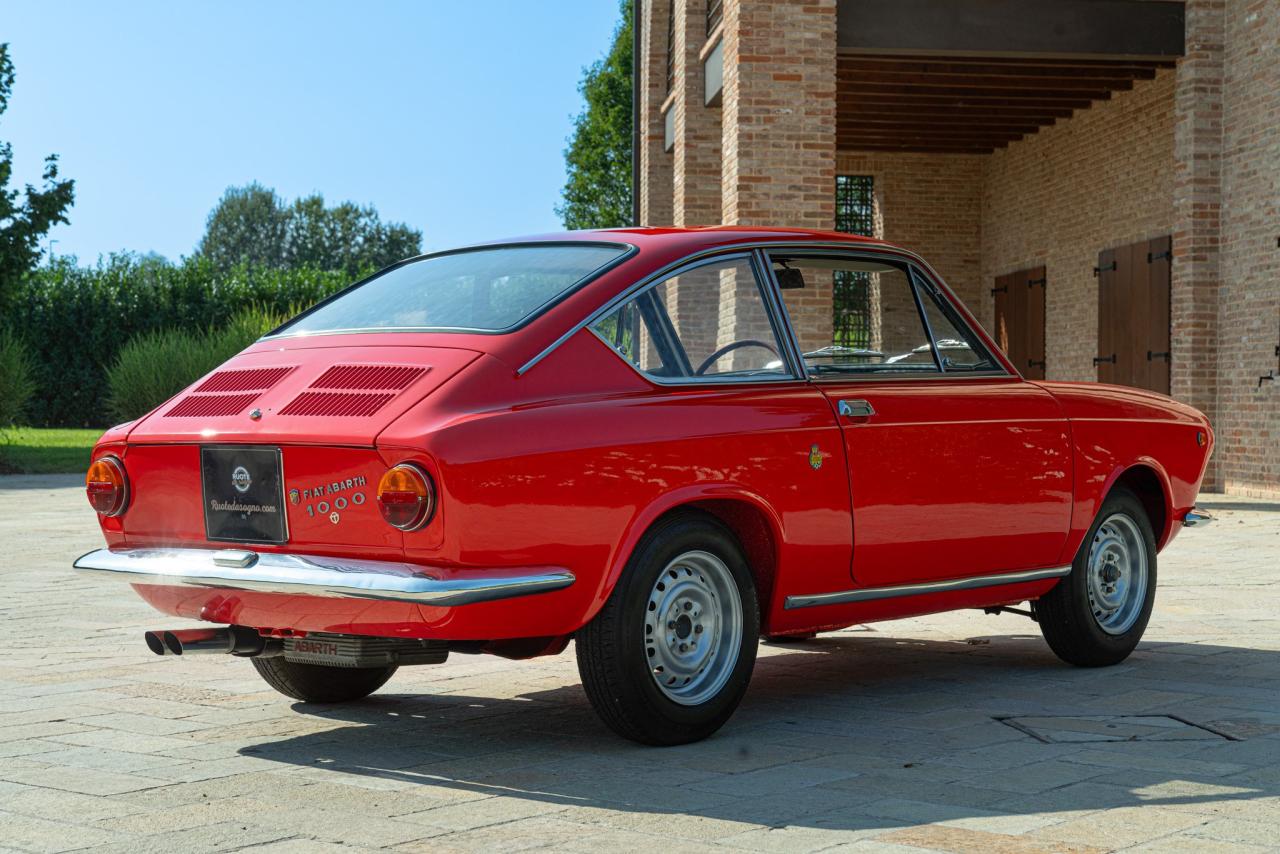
left=1182, top=508, right=1213, bottom=528
left=73, top=548, right=575, bottom=607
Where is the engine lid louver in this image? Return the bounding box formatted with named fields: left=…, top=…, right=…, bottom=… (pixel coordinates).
left=278, top=391, right=396, bottom=418
left=165, top=366, right=296, bottom=418
left=165, top=392, right=262, bottom=418
left=311, top=364, right=427, bottom=390
left=193, top=366, right=295, bottom=393
left=278, top=364, right=431, bottom=417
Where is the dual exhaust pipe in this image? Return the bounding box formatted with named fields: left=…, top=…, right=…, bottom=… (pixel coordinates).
left=144, top=625, right=282, bottom=658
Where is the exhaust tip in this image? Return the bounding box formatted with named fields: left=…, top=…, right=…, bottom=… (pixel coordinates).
left=162, top=631, right=184, bottom=655
left=144, top=631, right=167, bottom=655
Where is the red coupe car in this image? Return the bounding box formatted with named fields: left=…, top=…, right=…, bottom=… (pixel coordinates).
left=75, top=227, right=1214, bottom=745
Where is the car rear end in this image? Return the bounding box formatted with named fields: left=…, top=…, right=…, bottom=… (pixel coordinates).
left=74, top=241, right=637, bottom=672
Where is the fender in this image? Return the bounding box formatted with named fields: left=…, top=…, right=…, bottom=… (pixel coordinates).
left=580, top=482, right=787, bottom=627
left=1060, top=456, right=1174, bottom=565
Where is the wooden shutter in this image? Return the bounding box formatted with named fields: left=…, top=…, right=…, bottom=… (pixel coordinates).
left=1095, top=236, right=1171, bottom=393
left=1022, top=266, right=1047, bottom=380
left=992, top=266, right=1046, bottom=379
left=1095, top=248, right=1119, bottom=384
left=1145, top=236, right=1172, bottom=394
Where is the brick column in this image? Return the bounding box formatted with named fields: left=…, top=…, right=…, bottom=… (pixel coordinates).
left=638, top=0, right=673, bottom=226
left=671, top=0, right=721, bottom=227
left=1171, top=0, right=1224, bottom=489
left=719, top=0, right=837, bottom=228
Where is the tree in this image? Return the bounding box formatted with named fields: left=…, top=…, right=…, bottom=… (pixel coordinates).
left=195, top=183, right=288, bottom=271
left=0, top=43, right=75, bottom=306
left=196, top=183, right=422, bottom=276
left=558, top=0, right=633, bottom=230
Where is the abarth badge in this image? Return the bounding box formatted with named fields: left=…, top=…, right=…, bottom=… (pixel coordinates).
left=808, top=444, right=824, bottom=471
left=231, top=465, right=252, bottom=493
left=288, top=488, right=300, bottom=505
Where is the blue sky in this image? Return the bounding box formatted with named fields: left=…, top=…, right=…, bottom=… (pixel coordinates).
left=3, top=1, right=623, bottom=263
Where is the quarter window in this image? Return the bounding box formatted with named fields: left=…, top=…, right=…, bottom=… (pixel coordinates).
left=590, top=256, right=789, bottom=382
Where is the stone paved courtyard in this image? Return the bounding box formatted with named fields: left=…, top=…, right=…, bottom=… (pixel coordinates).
left=2, top=475, right=1278, bottom=853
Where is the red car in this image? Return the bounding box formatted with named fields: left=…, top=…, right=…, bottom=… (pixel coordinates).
left=75, top=227, right=1214, bottom=745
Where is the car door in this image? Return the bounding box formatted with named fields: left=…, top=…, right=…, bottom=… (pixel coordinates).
left=765, top=249, right=1073, bottom=588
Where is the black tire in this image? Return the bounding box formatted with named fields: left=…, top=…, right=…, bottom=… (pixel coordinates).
left=576, top=511, right=760, bottom=745
left=1038, top=487, right=1157, bottom=667
left=251, top=657, right=397, bottom=703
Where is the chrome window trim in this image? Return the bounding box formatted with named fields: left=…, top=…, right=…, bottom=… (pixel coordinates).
left=581, top=251, right=801, bottom=387
left=784, top=565, right=1071, bottom=609
left=518, top=239, right=1014, bottom=379
left=758, top=247, right=1014, bottom=383
left=263, top=240, right=639, bottom=341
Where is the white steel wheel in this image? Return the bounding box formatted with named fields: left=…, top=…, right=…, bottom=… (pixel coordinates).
left=576, top=511, right=760, bottom=745
left=1086, top=513, right=1150, bottom=635
left=644, top=550, right=743, bottom=706
left=1037, top=487, right=1157, bottom=668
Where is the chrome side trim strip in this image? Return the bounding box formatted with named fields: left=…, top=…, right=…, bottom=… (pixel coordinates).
left=783, top=565, right=1071, bottom=610
left=1181, top=508, right=1213, bottom=527
left=73, top=548, right=575, bottom=607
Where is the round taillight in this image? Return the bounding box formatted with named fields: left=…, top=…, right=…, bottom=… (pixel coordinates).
left=86, top=455, right=129, bottom=516
left=376, top=463, right=435, bottom=531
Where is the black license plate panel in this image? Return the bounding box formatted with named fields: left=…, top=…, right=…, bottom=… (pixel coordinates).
left=201, top=446, right=288, bottom=544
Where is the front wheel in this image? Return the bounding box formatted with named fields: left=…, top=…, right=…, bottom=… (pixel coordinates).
left=577, top=512, right=760, bottom=745
left=1038, top=487, right=1157, bottom=667
left=252, top=657, right=397, bottom=703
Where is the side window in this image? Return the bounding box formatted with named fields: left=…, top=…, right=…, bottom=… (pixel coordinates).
left=590, top=256, right=790, bottom=382
left=913, top=272, right=1000, bottom=372
left=771, top=255, right=940, bottom=375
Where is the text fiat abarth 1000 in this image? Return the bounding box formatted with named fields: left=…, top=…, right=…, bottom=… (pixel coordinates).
left=75, top=227, right=1214, bottom=745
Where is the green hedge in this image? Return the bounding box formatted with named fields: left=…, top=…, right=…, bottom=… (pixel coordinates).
left=6, top=255, right=361, bottom=427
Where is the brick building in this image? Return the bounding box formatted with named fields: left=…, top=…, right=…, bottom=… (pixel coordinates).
left=634, top=0, right=1279, bottom=497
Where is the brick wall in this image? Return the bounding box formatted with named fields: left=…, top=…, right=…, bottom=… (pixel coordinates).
left=979, top=71, right=1177, bottom=384
left=1216, top=0, right=1280, bottom=497
left=720, top=0, right=836, bottom=228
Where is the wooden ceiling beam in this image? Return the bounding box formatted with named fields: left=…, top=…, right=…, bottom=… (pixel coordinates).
left=841, top=82, right=1113, bottom=101
left=843, top=131, right=1021, bottom=146
left=837, top=70, right=1137, bottom=92
left=838, top=121, right=1043, bottom=136
left=836, top=101, right=1075, bottom=119
left=839, top=142, right=1001, bottom=154
left=838, top=57, right=1164, bottom=79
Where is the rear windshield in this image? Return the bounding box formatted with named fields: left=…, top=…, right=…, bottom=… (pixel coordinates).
left=274, top=243, right=630, bottom=336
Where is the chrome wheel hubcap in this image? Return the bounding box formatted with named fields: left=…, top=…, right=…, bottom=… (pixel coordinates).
left=645, top=550, right=742, bottom=706
left=1086, top=513, right=1149, bottom=635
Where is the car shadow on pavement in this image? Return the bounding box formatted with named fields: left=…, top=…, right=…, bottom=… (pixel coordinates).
left=237, top=633, right=1280, bottom=833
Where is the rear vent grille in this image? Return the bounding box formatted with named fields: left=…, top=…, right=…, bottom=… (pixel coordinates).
left=165, top=393, right=261, bottom=418
left=194, top=366, right=294, bottom=393
left=277, top=363, right=429, bottom=417
left=311, top=364, right=427, bottom=390
left=278, top=391, right=396, bottom=418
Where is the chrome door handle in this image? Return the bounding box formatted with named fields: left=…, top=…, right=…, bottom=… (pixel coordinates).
left=838, top=399, right=875, bottom=418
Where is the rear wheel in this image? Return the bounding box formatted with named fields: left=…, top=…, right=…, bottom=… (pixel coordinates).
left=1038, top=488, right=1157, bottom=667
left=577, top=511, right=759, bottom=745
left=252, top=657, right=397, bottom=703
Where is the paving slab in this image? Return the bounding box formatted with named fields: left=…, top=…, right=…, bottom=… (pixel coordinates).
left=2, top=479, right=1278, bottom=852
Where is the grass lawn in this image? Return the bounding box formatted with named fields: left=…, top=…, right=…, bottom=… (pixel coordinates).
left=0, top=427, right=103, bottom=475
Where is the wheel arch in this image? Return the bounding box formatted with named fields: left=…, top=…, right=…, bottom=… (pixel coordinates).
left=1104, top=460, right=1173, bottom=549
left=589, top=486, right=783, bottom=632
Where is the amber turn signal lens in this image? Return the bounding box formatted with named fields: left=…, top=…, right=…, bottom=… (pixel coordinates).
left=86, top=456, right=129, bottom=516
left=376, top=463, right=434, bottom=531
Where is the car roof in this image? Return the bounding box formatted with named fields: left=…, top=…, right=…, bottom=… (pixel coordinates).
left=480, top=225, right=890, bottom=256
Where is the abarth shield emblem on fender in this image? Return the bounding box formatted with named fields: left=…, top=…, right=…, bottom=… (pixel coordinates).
left=231, top=465, right=252, bottom=493
left=288, top=488, right=300, bottom=505
left=808, top=444, right=824, bottom=471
